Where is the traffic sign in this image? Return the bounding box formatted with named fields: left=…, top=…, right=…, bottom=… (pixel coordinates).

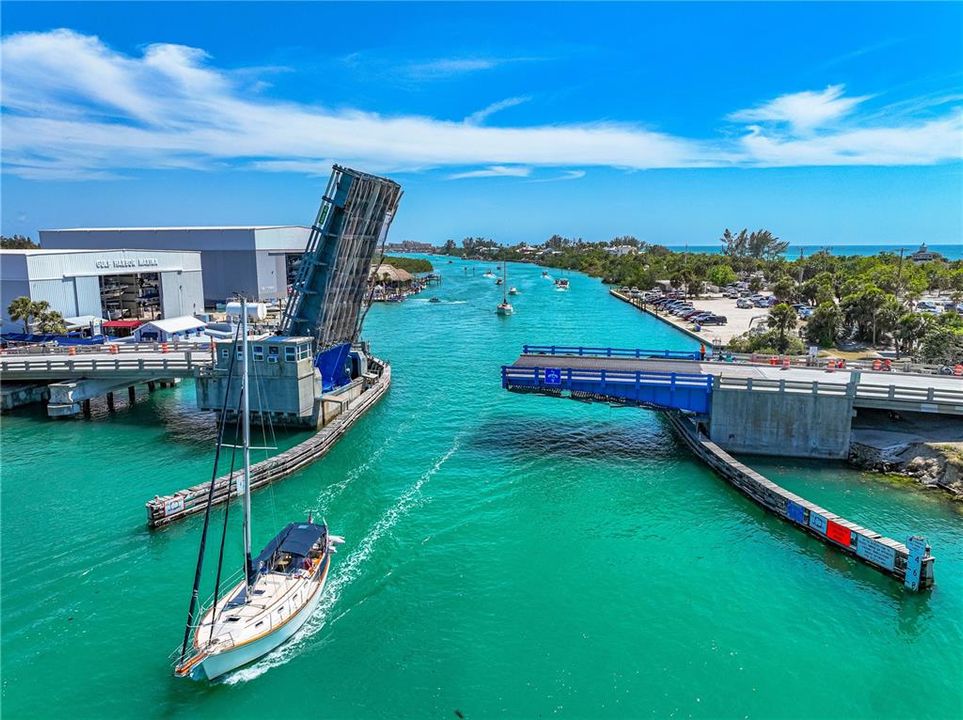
left=544, top=368, right=562, bottom=385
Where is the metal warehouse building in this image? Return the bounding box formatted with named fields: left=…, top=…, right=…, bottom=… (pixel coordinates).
left=39, top=226, right=312, bottom=304
left=0, top=248, right=204, bottom=328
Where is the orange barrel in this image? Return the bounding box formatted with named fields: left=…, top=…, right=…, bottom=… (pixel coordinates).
left=68, top=346, right=77, bottom=356
left=872, top=359, right=881, bottom=370
left=826, top=359, right=836, bottom=372
left=782, top=357, right=791, bottom=369
left=954, top=365, right=963, bottom=376
left=161, top=342, right=169, bottom=354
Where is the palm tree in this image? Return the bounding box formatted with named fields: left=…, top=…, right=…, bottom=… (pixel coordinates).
left=7, top=296, right=34, bottom=333
left=767, top=303, right=798, bottom=353
left=36, top=309, right=66, bottom=335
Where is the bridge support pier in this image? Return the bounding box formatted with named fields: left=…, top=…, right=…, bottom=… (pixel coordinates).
left=0, top=383, right=49, bottom=411
left=47, top=377, right=163, bottom=418
left=128, top=386, right=136, bottom=404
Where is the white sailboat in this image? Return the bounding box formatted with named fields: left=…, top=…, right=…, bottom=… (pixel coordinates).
left=174, top=298, right=343, bottom=681
left=496, top=265, right=514, bottom=316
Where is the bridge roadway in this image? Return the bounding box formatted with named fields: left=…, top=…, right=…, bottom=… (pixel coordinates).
left=0, top=348, right=212, bottom=382
left=510, top=353, right=963, bottom=416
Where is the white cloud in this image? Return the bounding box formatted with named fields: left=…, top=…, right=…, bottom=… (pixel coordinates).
left=465, top=96, right=530, bottom=125
left=0, top=31, right=960, bottom=181
left=448, top=166, right=532, bottom=179
left=405, top=57, right=499, bottom=79
left=528, top=169, right=587, bottom=183
left=729, top=84, right=871, bottom=132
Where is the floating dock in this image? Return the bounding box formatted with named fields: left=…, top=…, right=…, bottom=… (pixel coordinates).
left=666, top=411, right=935, bottom=591
left=146, top=359, right=390, bottom=528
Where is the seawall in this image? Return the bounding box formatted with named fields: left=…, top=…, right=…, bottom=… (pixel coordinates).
left=609, top=289, right=711, bottom=347
left=667, top=411, right=935, bottom=591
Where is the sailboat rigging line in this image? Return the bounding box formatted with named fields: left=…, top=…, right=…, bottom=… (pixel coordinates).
left=250, top=341, right=280, bottom=534
left=178, top=322, right=243, bottom=667
left=210, top=390, right=245, bottom=644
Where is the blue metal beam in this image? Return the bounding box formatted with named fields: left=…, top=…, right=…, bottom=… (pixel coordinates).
left=522, top=345, right=699, bottom=360
left=502, top=364, right=712, bottom=414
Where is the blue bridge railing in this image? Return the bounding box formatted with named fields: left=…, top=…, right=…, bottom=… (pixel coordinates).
left=502, top=364, right=712, bottom=414
left=522, top=345, right=699, bottom=360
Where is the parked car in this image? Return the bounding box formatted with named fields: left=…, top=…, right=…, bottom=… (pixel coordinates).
left=698, top=314, right=728, bottom=325
left=798, top=307, right=814, bottom=319
left=736, top=298, right=753, bottom=309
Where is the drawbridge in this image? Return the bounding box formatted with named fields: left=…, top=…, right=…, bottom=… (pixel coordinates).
left=280, top=166, right=403, bottom=349
left=196, top=166, right=402, bottom=425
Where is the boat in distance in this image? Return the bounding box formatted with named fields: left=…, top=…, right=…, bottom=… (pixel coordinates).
left=496, top=265, right=514, bottom=315
left=554, top=278, right=570, bottom=290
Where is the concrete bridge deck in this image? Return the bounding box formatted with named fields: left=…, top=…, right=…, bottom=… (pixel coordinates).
left=0, top=349, right=212, bottom=381
left=510, top=353, right=963, bottom=416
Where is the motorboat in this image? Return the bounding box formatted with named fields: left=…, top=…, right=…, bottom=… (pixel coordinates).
left=554, top=278, right=570, bottom=290
left=508, top=287, right=518, bottom=296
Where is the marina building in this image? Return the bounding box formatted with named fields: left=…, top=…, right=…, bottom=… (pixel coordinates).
left=0, top=248, right=204, bottom=329
left=39, top=226, right=312, bottom=304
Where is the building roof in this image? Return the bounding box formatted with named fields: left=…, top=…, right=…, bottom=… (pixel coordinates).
left=103, top=320, right=144, bottom=329
left=0, top=248, right=199, bottom=256
left=137, top=316, right=207, bottom=333
left=371, top=263, right=414, bottom=282
left=41, top=225, right=309, bottom=232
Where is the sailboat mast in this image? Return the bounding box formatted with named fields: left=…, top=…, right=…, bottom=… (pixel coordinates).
left=240, top=297, right=253, bottom=587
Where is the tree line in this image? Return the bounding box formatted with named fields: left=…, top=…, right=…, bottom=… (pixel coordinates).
left=438, top=231, right=963, bottom=363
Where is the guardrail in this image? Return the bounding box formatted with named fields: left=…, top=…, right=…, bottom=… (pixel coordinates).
left=502, top=364, right=713, bottom=414
left=521, top=345, right=699, bottom=360
left=715, top=375, right=963, bottom=409
left=0, top=341, right=213, bottom=356
left=0, top=352, right=206, bottom=379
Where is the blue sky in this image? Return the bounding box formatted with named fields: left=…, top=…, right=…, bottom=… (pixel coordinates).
left=1, top=2, right=961, bottom=247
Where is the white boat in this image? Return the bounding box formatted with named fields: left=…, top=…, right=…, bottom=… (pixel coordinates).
left=174, top=298, right=343, bottom=682
left=508, top=287, right=518, bottom=296
left=496, top=266, right=514, bottom=315
left=554, top=278, right=570, bottom=290
left=483, top=269, right=495, bottom=278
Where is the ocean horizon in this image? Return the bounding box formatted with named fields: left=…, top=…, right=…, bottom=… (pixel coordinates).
left=406, top=243, right=962, bottom=261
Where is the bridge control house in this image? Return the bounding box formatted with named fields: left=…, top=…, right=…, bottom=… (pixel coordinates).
left=0, top=248, right=204, bottom=329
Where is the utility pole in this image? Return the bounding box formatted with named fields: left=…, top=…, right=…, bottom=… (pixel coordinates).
left=896, top=247, right=906, bottom=305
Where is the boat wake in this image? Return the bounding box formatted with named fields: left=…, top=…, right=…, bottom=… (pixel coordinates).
left=222, top=437, right=462, bottom=684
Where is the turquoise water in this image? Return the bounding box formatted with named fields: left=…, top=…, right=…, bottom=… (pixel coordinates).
left=2, top=258, right=961, bottom=719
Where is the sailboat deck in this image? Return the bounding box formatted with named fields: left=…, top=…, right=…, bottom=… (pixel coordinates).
left=197, top=562, right=323, bottom=653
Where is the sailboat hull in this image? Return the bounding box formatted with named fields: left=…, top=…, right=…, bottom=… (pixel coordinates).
left=189, top=558, right=330, bottom=681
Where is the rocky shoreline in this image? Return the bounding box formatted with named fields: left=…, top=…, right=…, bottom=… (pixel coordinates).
left=849, top=438, right=963, bottom=500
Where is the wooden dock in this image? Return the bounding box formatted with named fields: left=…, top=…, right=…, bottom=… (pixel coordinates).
left=145, top=359, right=391, bottom=528
left=666, top=410, right=935, bottom=591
